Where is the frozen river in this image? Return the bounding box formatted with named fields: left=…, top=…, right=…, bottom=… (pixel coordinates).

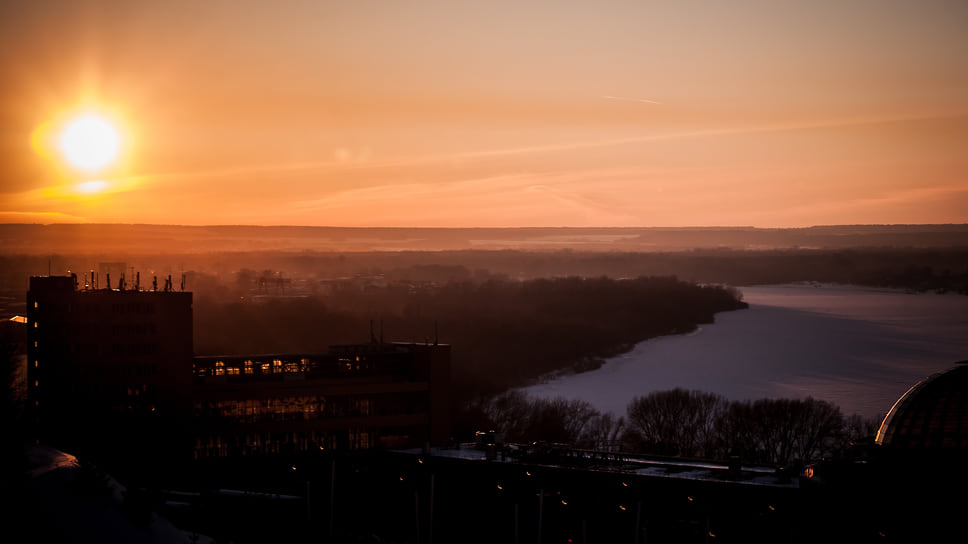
left=520, top=284, right=968, bottom=420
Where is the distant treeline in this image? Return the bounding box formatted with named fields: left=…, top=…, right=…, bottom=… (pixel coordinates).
left=193, top=276, right=746, bottom=396
left=3, top=223, right=967, bottom=254
left=471, top=389, right=881, bottom=468
left=3, top=246, right=967, bottom=296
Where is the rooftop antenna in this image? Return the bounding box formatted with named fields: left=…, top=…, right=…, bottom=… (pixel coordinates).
left=181, top=273, right=186, bottom=291
left=106, top=273, right=111, bottom=290
left=119, top=273, right=126, bottom=291
left=135, top=272, right=140, bottom=291
left=152, top=276, right=158, bottom=292
left=434, top=320, right=439, bottom=346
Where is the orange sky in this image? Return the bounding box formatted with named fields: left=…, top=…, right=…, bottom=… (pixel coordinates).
left=2, top=0, right=967, bottom=227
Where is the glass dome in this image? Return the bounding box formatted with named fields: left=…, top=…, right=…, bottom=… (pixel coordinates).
left=875, top=361, right=968, bottom=451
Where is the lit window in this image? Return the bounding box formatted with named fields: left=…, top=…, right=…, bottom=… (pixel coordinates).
left=34, top=380, right=39, bottom=387
left=34, top=302, right=38, bottom=308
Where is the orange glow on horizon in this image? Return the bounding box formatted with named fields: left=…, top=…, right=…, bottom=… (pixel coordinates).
left=2, top=2, right=967, bottom=227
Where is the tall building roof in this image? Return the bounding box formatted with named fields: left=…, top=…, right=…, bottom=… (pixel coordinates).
left=875, top=361, right=968, bottom=452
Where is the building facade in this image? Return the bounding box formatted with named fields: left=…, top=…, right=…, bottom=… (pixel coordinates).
left=192, top=342, right=451, bottom=459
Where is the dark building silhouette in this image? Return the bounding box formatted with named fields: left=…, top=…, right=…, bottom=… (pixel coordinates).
left=26, top=275, right=193, bottom=465
left=25, top=275, right=450, bottom=466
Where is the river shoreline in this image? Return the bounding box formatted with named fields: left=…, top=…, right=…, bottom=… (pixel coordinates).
left=521, top=283, right=968, bottom=419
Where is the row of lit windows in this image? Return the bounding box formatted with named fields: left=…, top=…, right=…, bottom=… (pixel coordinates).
left=202, top=358, right=304, bottom=377
left=194, top=356, right=405, bottom=379
left=193, top=429, right=373, bottom=458
left=194, top=395, right=375, bottom=423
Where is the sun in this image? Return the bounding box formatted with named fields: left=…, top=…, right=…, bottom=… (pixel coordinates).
left=58, top=114, right=121, bottom=172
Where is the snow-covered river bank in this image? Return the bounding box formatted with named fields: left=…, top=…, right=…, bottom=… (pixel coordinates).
left=520, top=284, right=968, bottom=419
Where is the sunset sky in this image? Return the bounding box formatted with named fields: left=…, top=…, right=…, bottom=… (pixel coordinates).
left=2, top=0, right=967, bottom=227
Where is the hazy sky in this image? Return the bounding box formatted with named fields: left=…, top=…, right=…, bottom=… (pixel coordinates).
left=2, top=0, right=967, bottom=227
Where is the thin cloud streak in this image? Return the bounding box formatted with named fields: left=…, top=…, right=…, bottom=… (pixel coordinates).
left=113, top=110, right=968, bottom=190
left=288, top=171, right=644, bottom=228
left=603, top=95, right=662, bottom=105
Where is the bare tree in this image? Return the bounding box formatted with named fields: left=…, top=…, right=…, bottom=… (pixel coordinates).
left=481, top=392, right=606, bottom=446
left=718, top=397, right=844, bottom=466
left=626, top=389, right=727, bottom=457
left=578, top=412, right=626, bottom=451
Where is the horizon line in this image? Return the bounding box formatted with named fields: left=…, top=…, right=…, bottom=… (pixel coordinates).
left=2, top=222, right=967, bottom=230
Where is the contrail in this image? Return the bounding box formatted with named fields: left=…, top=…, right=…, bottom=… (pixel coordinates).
left=603, top=95, right=662, bottom=105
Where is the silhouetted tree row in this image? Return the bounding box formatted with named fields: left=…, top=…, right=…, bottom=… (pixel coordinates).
left=472, top=388, right=881, bottom=468
left=625, top=389, right=856, bottom=466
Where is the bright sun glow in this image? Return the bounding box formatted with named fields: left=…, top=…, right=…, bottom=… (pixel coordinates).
left=58, top=114, right=121, bottom=171
left=75, top=180, right=109, bottom=194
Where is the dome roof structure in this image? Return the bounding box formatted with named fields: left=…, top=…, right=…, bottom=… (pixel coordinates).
left=875, top=361, right=968, bottom=452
